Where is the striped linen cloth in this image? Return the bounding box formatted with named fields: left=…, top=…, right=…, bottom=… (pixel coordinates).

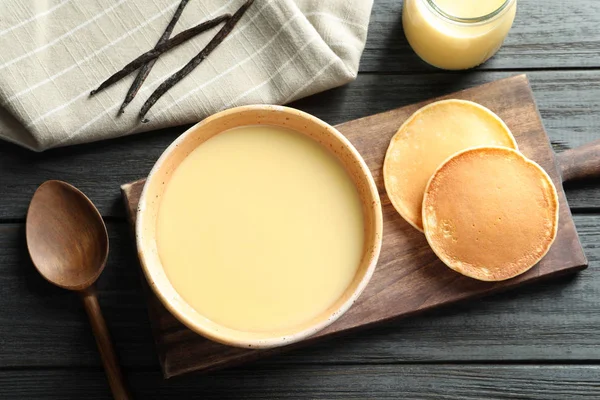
left=0, top=0, right=373, bottom=151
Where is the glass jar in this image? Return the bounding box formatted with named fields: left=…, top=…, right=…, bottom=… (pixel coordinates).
left=402, top=0, right=517, bottom=70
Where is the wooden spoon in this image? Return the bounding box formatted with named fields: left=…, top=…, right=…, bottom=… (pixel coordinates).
left=26, top=180, right=131, bottom=400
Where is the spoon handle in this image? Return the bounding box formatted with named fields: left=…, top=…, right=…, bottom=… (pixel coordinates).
left=81, top=287, right=132, bottom=400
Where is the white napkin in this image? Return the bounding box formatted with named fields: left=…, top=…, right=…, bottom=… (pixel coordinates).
left=0, top=0, right=373, bottom=151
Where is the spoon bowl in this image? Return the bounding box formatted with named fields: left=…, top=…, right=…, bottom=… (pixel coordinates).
left=27, top=180, right=108, bottom=291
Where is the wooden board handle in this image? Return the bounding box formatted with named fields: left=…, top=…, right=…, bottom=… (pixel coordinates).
left=557, top=139, right=600, bottom=183
left=81, top=287, right=131, bottom=400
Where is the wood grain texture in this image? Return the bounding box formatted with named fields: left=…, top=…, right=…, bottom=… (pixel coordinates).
left=121, top=76, right=591, bottom=378
left=1, top=71, right=599, bottom=220
left=1, top=365, right=599, bottom=400
left=26, top=181, right=130, bottom=400
left=0, top=222, right=157, bottom=369
left=0, top=216, right=598, bottom=369
left=558, top=139, right=600, bottom=182
left=0, top=2, right=599, bottom=398
left=363, top=0, right=600, bottom=72
left=81, top=288, right=131, bottom=400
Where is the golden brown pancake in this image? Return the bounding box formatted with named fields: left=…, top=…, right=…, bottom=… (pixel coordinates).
left=383, top=99, right=517, bottom=231
left=422, top=147, right=559, bottom=281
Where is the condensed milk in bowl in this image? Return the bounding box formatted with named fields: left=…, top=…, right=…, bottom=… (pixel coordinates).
left=403, top=0, right=517, bottom=70
left=136, top=105, right=383, bottom=349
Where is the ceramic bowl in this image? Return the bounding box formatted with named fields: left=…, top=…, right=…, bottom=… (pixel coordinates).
left=136, top=105, right=383, bottom=349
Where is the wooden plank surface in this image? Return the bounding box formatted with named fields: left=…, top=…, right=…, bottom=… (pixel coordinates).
left=0, top=215, right=597, bottom=369
left=1, top=71, right=599, bottom=220
left=1, top=0, right=600, bottom=397
left=1, top=365, right=600, bottom=400
left=363, top=0, right=600, bottom=72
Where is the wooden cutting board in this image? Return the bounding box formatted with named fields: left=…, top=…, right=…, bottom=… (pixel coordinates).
left=121, top=74, right=591, bottom=379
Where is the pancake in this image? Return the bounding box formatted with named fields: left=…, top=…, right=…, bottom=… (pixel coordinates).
left=422, top=147, right=559, bottom=281
left=383, top=99, right=517, bottom=231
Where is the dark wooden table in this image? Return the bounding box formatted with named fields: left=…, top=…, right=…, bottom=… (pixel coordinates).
left=1, top=1, right=600, bottom=398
